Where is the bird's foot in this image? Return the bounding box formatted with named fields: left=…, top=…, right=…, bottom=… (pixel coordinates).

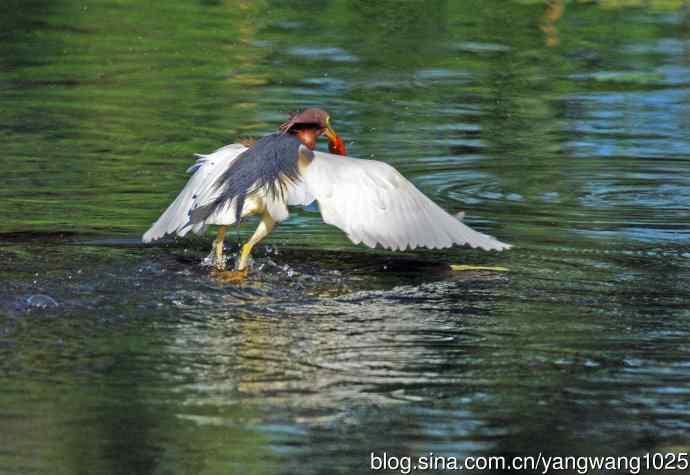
left=202, top=248, right=227, bottom=271
left=211, top=268, right=248, bottom=284
left=450, top=264, right=509, bottom=272
left=234, top=254, right=253, bottom=272
left=206, top=255, right=227, bottom=272
left=213, top=260, right=227, bottom=272
left=213, top=249, right=227, bottom=271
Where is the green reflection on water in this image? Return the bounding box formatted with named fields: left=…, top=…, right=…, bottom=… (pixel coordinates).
left=2, top=0, right=690, bottom=474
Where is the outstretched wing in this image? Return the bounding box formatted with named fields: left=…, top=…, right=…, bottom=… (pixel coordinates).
left=142, top=143, right=247, bottom=242
left=296, top=148, right=511, bottom=251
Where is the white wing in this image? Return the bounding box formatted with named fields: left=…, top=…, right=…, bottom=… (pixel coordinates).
left=297, top=149, right=511, bottom=251
left=142, top=143, right=247, bottom=242
left=286, top=181, right=315, bottom=207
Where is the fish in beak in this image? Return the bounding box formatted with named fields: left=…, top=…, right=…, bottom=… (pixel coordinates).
left=324, top=117, right=347, bottom=156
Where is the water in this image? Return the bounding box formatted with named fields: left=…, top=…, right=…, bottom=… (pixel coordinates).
left=2, top=1, right=690, bottom=473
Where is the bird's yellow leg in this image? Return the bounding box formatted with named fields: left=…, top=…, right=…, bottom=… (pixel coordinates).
left=236, top=213, right=275, bottom=271
left=450, top=264, right=509, bottom=272
left=212, top=214, right=275, bottom=284
left=236, top=243, right=254, bottom=271
left=212, top=244, right=253, bottom=284
left=212, top=225, right=227, bottom=271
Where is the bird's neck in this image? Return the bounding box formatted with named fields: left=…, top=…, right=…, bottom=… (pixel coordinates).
left=293, top=129, right=317, bottom=150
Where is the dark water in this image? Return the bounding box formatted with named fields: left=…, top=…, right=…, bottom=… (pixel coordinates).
left=2, top=1, right=690, bottom=473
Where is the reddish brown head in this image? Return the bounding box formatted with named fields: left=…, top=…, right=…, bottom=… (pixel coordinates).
left=279, top=108, right=347, bottom=156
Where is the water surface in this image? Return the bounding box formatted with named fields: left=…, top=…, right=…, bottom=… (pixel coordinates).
left=1, top=1, right=690, bottom=474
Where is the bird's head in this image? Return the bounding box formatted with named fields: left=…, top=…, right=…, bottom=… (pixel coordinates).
left=279, top=108, right=347, bottom=155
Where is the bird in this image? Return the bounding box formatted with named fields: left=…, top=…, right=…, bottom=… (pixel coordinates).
left=143, top=108, right=511, bottom=282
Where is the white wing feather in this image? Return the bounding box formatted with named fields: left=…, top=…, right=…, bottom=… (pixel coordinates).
left=142, top=143, right=247, bottom=242
left=298, top=150, right=511, bottom=251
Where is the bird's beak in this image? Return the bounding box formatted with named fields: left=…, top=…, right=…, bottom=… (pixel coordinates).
left=324, top=116, right=337, bottom=141
left=324, top=116, right=347, bottom=155
left=324, top=124, right=338, bottom=142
